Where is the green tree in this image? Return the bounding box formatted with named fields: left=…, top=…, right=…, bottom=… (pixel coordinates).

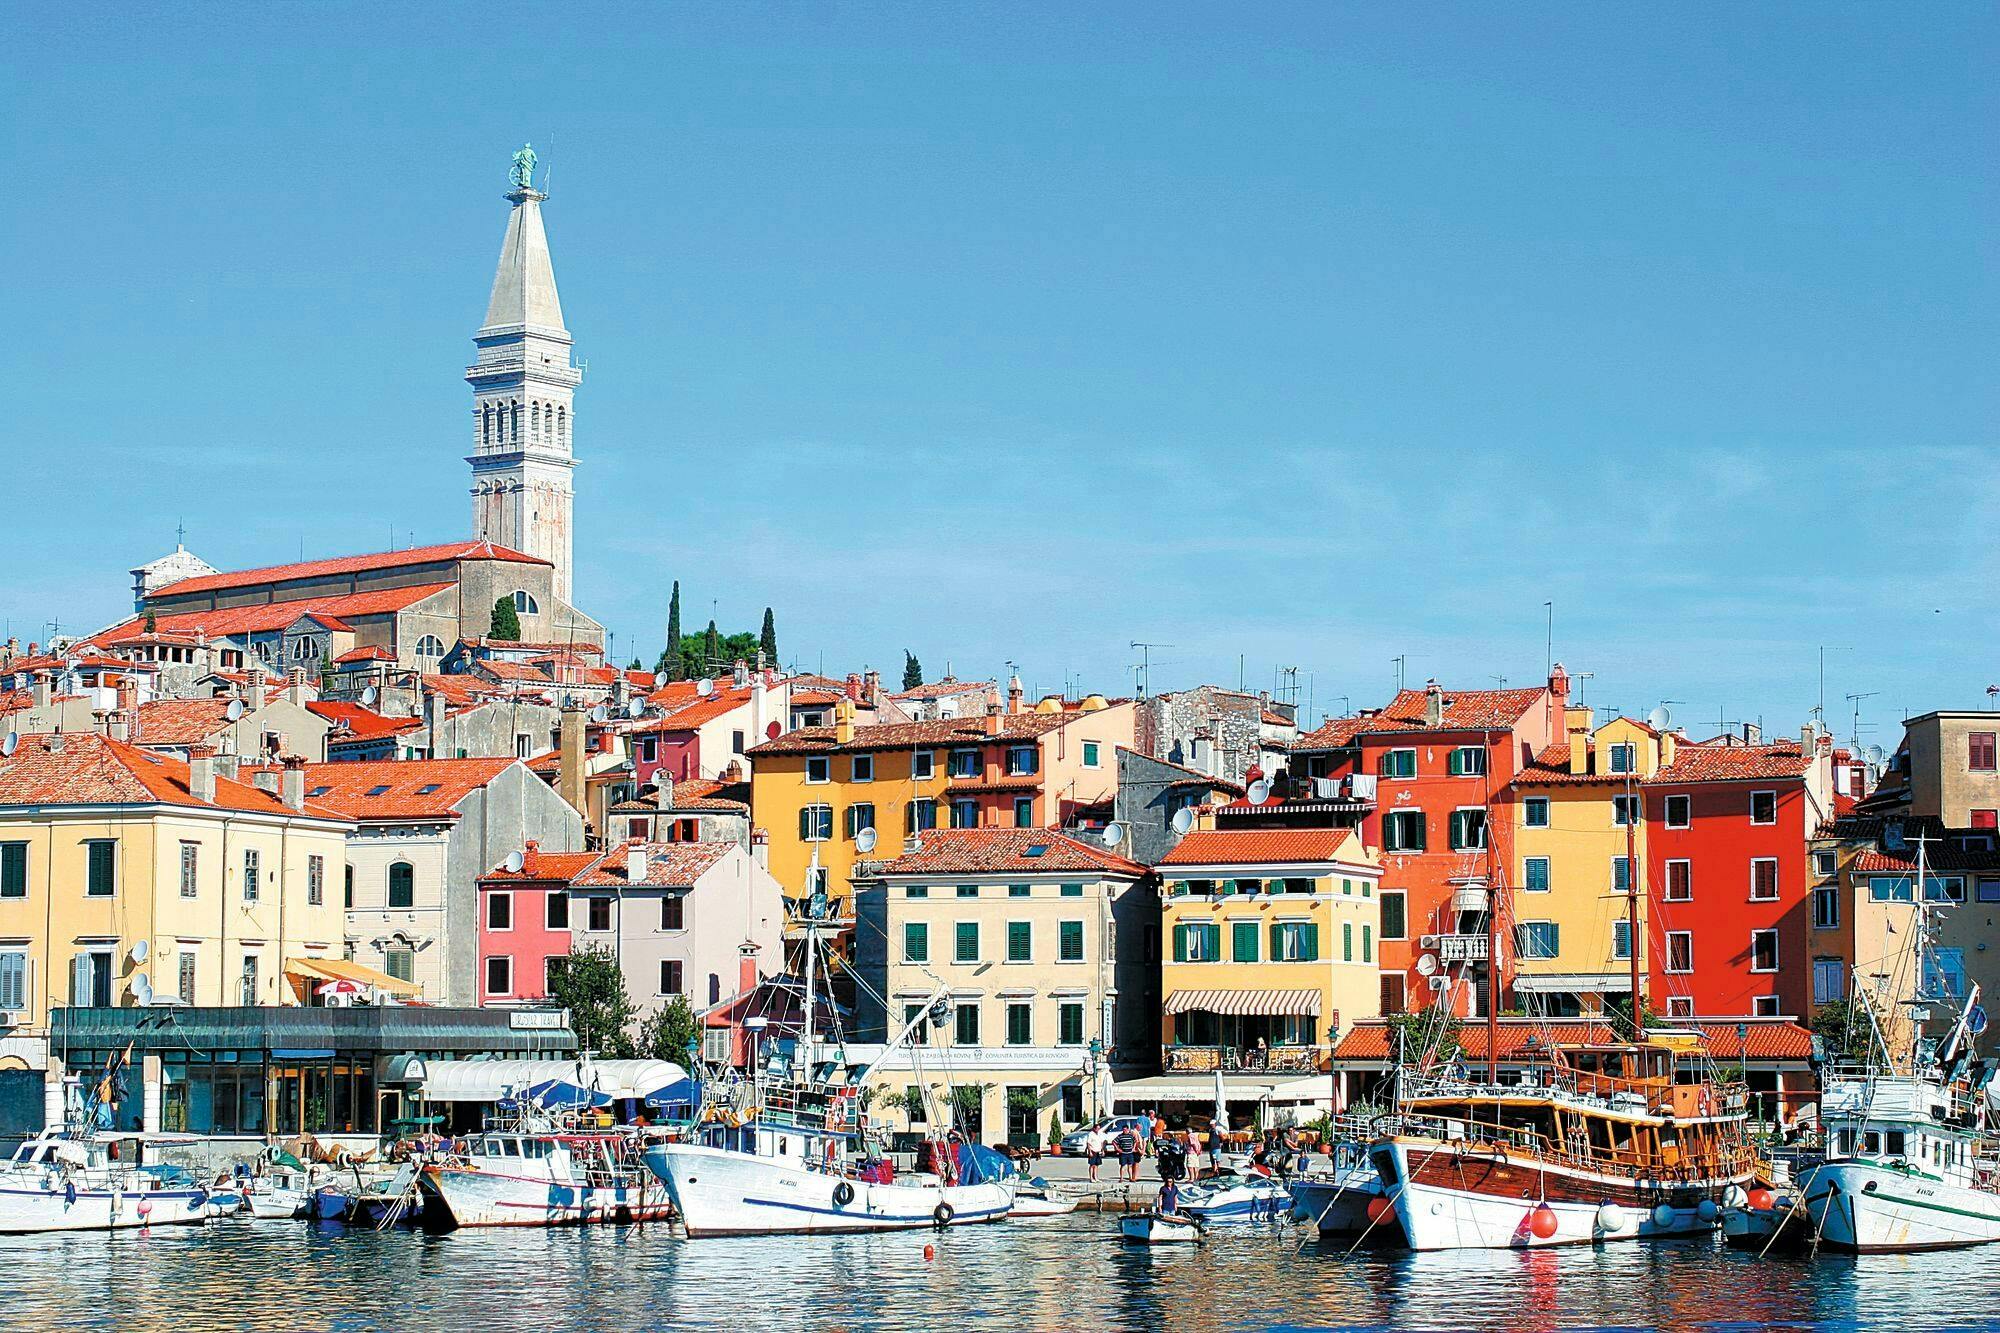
left=1605, top=995, right=1658, bottom=1043
left=636, top=994, right=703, bottom=1064
left=702, top=619, right=720, bottom=666
left=489, top=595, right=522, bottom=642
left=143, top=610, right=157, bottom=633
left=902, top=650, right=923, bottom=690
left=545, top=947, right=638, bottom=1057
left=318, top=652, right=335, bottom=694
left=628, top=658, right=643, bottom=672
left=657, top=581, right=683, bottom=681
left=759, top=607, right=778, bottom=666
left=1386, top=1011, right=1463, bottom=1067
left=1812, top=999, right=1877, bottom=1064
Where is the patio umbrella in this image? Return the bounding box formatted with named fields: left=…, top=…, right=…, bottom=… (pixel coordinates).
left=316, top=979, right=367, bottom=998
left=1212, top=1068, right=1228, bottom=1137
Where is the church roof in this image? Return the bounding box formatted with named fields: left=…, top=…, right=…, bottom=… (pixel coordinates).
left=147, top=540, right=546, bottom=600
left=90, top=584, right=457, bottom=645
left=484, top=193, right=566, bottom=332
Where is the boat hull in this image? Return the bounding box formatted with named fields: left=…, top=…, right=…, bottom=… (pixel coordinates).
left=1291, top=1168, right=1392, bottom=1234
left=643, top=1143, right=1012, bottom=1238
left=0, top=1182, right=208, bottom=1234
left=1120, top=1211, right=1201, bottom=1243
left=1375, top=1139, right=1737, bottom=1251
left=1802, top=1162, right=2000, bottom=1253
left=1180, top=1181, right=1290, bottom=1224
left=418, top=1164, right=673, bottom=1229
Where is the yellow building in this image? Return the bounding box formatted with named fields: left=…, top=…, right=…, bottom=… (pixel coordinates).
left=0, top=734, right=354, bottom=1041
left=746, top=696, right=1135, bottom=917
left=1507, top=714, right=1670, bottom=1017
left=1146, top=827, right=1382, bottom=1123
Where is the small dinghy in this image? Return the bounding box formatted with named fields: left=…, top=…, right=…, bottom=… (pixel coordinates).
left=1009, top=1177, right=1076, bottom=1218
left=1120, top=1211, right=1202, bottom=1244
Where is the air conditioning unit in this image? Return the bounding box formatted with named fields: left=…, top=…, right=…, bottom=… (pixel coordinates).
left=1426, top=975, right=1451, bottom=992
left=0, top=1011, right=16, bottom=1028
left=1419, top=935, right=1441, bottom=950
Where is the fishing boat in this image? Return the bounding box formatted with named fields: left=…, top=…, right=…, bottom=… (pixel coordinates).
left=1177, top=1170, right=1290, bottom=1224
left=418, top=1106, right=672, bottom=1229
left=1290, top=1159, right=1394, bottom=1235
left=1120, top=1210, right=1201, bottom=1243
left=1009, top=1177, right=1077, bottom=1217
left=0, top=1129, right=209, bottom=1234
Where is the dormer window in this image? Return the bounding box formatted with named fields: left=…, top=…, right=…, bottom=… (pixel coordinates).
left=1607, top=743, right=1636, bottom=775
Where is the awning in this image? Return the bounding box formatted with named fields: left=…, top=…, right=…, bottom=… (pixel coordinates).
left=286, top=957, right=421, bottom=997
left=416, top=1058, right=693, bottom=1104
left=1110, top=1075, right=1328, bottom=1104
left=1164, top=988, right=1321, bottom=1018
left=1510, top=973, right=1633, bottom=994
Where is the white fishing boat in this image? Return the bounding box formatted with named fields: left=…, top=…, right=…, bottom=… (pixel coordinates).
left=1120, top=1210, right=1201, bottom=1243
left=418, top=1111, right=672, bottom=1229
left=1290, top=1161, right=1393, bottom=1234
left=0, top=1129, right=209, bottom=1234
left=1009, top=1177, right=1077, bottom=1217
left=1177, top=1170, right=1290, bottom=1224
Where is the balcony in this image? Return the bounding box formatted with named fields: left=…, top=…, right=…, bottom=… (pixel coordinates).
left=1450, top=885, right=1489, bottom=915
left=1162, top=1044, right=1326, bottom=1075
left=1427, top=933, right=1490, bottom=963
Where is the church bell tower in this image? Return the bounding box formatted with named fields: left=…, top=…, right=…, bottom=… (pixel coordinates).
left=468, top=144, right=581, bottom=604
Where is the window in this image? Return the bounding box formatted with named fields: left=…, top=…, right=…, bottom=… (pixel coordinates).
left=1173, top=922, right=1221, bottom=961
left=1380, top=748, right=1417, bottom=779
left=845, top=803, right=876, bottom=840
left=1813, top=850, right=1837, bottom=878
left=1232, top=920, right=1260, bottom=963
left=1612, top=795, right=1640, bottom=827
left=1813, top=886, right=1839, bottom=930
left=484, top=956, right=512, bottom=995
left=954, top=1003, right=979, bottom=1045
left=799, top=804, right=834, bottom=841
left=384, top=948, right=415, bottom=983
left=1286, top=877, right=1315, bottom=894
left=1448, top=808, right=1487, bottom=851
left=906, top=799, right=938, bottom=834
left=1750, top=858, right=1778, bottom=901
left=659, top=959, right=684, bottom=995
left=414, top=634, right=445, bottom=661
left=851, top=754, right=874, bottom=782
left=661, top=894, right=684, bottom=930
left=546, top=891, right=569, bottom=929
left=0, top=843, right=24, bottom=898
left=948, top=749, right=980, bottom=779
left=1523, top=857, right=1550, bottom=893
left=1013, top=797, right=1034, bottom=828
left=1925, top=947, right=1968, bottom=1002
left=1869, top=876, right=1912, bottom=902
left=1666, top=995, right=1694, bottom=1018
left=731, top=730, right=746, bottom=755
left=957, top=884, right=979, bottom=899
left=1082, top=741, right=1101, bottom=768
left=1059, top=1001, right=1084, bottom=1045
left=1006, top=747, right=1038, bottom=776
left=1006, top=1002, right=1032, bottom=1046
left=1927, top=876, right=1965, bottom=904
left=950, top=799, right=978, bottom=829
left=1272, top=921, right=1319, bottom=962
left=1657, top=859, right=1689, bottom=902
left=1813, top=958, right=1845, bottom=1005
left=344, top=865, right=353, bottom=908
left=1612, top=856, right=1633, bottom=894
left=1514, top=922, right=1559, bottom=960
left=1664, top=794, right=1690, bottom=829
left=1381, top=891, right=1406, bottom=940
left=905, top=885, right=929, bottom=899
left=487, top=892, right=513, bottom=930
left=511, top=590, right=539, bottom=615
left=72, top=951, right=112, bottom=1007
left=1522, top=798, right=1549, bottom=828
left=307, top=855, right=324, bottom=906
left=1751, top=928, right=1779, bottom=973
left=1608, top=918, right=1632, bottom=961
left=903, top=923, right=929, bottom=963
left=1380, top=974, right=1406, bottom=1016
left=1750, top=790, right=1777, bottom=825
left=1383, top=811, right=1426, bottom=852
left=1007, top=921, right=1032, bottom=963
left=85, top=841, right=116, bottom=897
left=0, top=951, right=26, bottom=1010
left=1970, top=731, right=1998, bottom=772
left=1059, top=920, right=1084, bottom=962
left=1447, top=746, right=1486, bottom=777
left=587, top=896, right=612, bottom=931
left=1979, top=878, right=2000, bottom=904
left=805, top=757, right=830, bottom=785
left=910, top=750, right=937, bottom=781
left=240, top=953, right=260, bottom=1006
left=176, top=951, right=195, bottom=1005
left=388, top=861, right=415, bottom=909
left=1362, top=923, right=1373, bottom=962
left=1665, top=931, right=1692, bottom=973
left=955, top=922, right=980, bottom=963
left=1060, top=882, right=1084, bottom=898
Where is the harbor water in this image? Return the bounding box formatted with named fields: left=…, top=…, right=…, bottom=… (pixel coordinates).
left=5, top=1214, right=1998, bottom=1331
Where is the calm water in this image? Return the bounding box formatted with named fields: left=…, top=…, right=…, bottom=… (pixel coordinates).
left=6, top=1215, right=1998, bottom=1331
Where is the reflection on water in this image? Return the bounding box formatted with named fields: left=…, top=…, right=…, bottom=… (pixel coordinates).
left=1, top=1215, right=1996, bottom=1331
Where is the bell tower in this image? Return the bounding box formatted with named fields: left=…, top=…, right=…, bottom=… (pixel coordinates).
left=467, top=144, right=582, bottom=603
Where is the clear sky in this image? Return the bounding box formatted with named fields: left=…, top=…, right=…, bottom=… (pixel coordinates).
left=5, top=4, right=1994, bottom=742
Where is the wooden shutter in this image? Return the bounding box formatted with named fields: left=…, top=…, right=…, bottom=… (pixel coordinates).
left=1172, top=923, right=1189, bottom=962
left=1303, top=922, right=1319, bottom=961
left=1232, top=921, right=1259, bottom=962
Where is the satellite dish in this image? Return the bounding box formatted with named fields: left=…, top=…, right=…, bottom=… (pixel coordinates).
left=1647, top=706, right=1671, bottom=731
left=1170, top=807, right=1195, bottom=836
left=502, top=850, right=525, bottom=874
left=1100, top=823, right=1124, bottom=849
left=1415, top=952, right=1439, bottom=977
left=1865, top=745, right=1886, bottom=767
left=0, top=733, right=16, bottom=758
left=1248, top=778, right=1272, bottom=805
left=696, top=678, right=714, bottom=698
left=766, top=721, right=781, bottom=740
left=361, top=685, right=379, bottom=706
left=590, top=704, right=610, bottom=724
left=224, top=699, right=245, bottom=722
left=129, top=940, right=149, bottom=965
left=131, top=973, right=153, bottom=1006
left=854, top=827, right=879, bottom=855
left=626, top=698, right=645, bottom=718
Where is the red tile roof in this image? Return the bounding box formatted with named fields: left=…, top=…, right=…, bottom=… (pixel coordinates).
left=572, top=840, right=735, bottom=888
left=308, top=701, right=421, bottom=740
left=789, top=690, right=843, bottom=706
left=658, top=777, right=751, bottom=812
left=1508, top=744, right=1638, bottom=788
left=0, top=732, right=348, bottom=820
left=634, top=687, right=753, bottom=734
left=1290, top=716, right=1371, bottom=751
left=266, top=758, right=517, bottom=820
left=130, top=699, right=238, bottom=746
left=1158, top=828, right=1360, bottom=867
left=1261, top=709, right=1293, bottom=727
left=1648, top=742, right=1811, bottom=785
left=1849, top=847, right=2000, bottom=874
left=945, top=775, right=1044, bottom=794
left=421, top=674, right=505, bottom=707
left=475, top=660, right=556, bottom=684
left=149, top=539, right=546, bottom=598
left=750, top=712, right=1076, bottom=756
left=876, top=828, right=1146, bottom=877
left=1333, top=1018, right=1814, bottom=1063
left=481, top=847, right=601, bottom=882
left=890, top=679, right=994, bottom=702
left=333, top=646, right=397, bottom=664
left=91, top=584, right=456, bottom=644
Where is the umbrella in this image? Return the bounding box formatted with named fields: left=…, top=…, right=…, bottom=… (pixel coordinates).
left=317, top=979, right=367, bottom=997
left=1212, top=1068, right=1228, bottom=1138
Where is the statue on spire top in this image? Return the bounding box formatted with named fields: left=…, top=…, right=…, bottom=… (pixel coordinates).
left=509, top=143, right=538, bottom=191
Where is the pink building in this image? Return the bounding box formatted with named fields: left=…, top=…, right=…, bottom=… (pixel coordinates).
left=474, top=842, right=597, bottom=1004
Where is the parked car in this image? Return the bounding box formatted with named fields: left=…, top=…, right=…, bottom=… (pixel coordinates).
left=1059, top=1115, right=1155, bottom=1156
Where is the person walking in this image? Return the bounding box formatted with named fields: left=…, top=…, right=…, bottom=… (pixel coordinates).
left=1085, top=1123, right=1108, bottom=1183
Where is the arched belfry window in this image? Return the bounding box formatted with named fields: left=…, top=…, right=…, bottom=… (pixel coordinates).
left=512, top=590, right=540, bottom=616
left=557, top=406, right=567, bottom=447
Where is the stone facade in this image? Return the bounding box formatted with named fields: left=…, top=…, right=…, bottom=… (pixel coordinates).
left=1136, top=686, right=1290, bottom=787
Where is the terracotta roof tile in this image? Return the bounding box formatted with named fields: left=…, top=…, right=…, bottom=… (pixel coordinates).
left=91, top=584, right=456, bottom=644
left=130, top=699, right=237, bottom=747
left=149, top=539, right=546, bottom=598
left=573, top=840, right=735, bottom=888
left=308, top=701, right=421, bottom=740
left=0, top=732, right=348, bottom=820
left=875, top=828, right=1146, bottom=877
left=260, top=757, right=517, bottom=820
left=482, top=847, right=600, bottom=882
left=750, top=712, right=1075, bottom=756
left=890, top=679, right=994, bottom=702
left=1333, top=1018, right=1814, bottom=1063
left=1158, top=828, right=1362, bottom=867
left=1508, top=744, right=1635, bottom=787
left=1648, top=743, right=1811, bottom=785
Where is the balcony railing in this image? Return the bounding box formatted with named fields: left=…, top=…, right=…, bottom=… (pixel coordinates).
left=1425, top=933, right=1489, bottom=963
left=1162, top=1044, right=1326, bottom=1075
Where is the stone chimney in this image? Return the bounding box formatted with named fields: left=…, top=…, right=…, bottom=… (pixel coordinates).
left=189, top=755, right=217, bottom=804
left=845, top=673, right=863, bottom=702
left=1007, top=675, right=1024, bottom=715
left=738, top=940, right=761, bottom=1002
left=106, top=712, right=129, bottom=743
left=750, top=667, right=768, bottom=744
left=732, top=658, right=748, bottom=689
left=1548, top=662, right=1570, bottom=709
left=1741, top=721, right=1761, bottom=745
left=251, top=766, right=281, bottom=796
left=281, top=756, right=306, bottom=811
left=984, top=700, right=1003, bottom=736
left=627, top=844, right=650, bottom=884
left=864, top=669, right=881, bottom=708
left=1422, top=680, right=1444, bottom=728
left=30, top=675, right=50, bottom=709
left=655, top=773, right=676, bottom=812
left=558, top=705, right=588, bottom=816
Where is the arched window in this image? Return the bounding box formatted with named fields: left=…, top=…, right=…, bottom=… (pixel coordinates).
left=388, top=862, right=415, bottom=909
left=557, top=406, right=567, bottom=446
left=413, top=635, right=445, bottom=661
left=511, top=401, right=522, bottom=440
left=511, top=590, right=539, bottom=616
left=531, top=402, right=541, bottom=442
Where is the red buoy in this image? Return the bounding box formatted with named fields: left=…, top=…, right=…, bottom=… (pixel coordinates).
left=923, top=1243, right=935, bottom=1261
left=1747, top=1188, right=1775, bottom=1213
left=1366, top=1196, right=1394, bottom=1224
left=1528, top=1203, right=1559, bottom=1239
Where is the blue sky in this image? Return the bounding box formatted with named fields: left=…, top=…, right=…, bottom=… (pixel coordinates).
left=5, top=4, right=1994, bottom=740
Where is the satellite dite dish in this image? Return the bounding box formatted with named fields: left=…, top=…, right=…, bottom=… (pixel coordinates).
left=1100, top=823, right=1124, bottom=849
left=224, top=699, right=245, bottom=722
left=1647, top=706, right=1671, bottom=731
left=0, top=733, right=16, bottom=758
left=1170, top=807, right=1195, bottom=836
left=855, top=827, right=879, bottom=855
left=129, top=940, right=149, bottom=965
left=1247, top=778, right=1273, bottom=805
left=502, top=850, right=526, bottom=874
left=590, top=704, right=610, bottom=724
left=627, top=698, right=645, bottom=719
left=697, top=678, right=715, bottom=698
left=131, top=973, right=154, bottom=1006
left=1415, top=952, right=1439, bottom=977
left=361, top=685, right=379, bottom=706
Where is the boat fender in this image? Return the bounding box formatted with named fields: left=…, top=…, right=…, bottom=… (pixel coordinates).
left=63, top=1180, right=77, bottom=1208
left=1696, top=1198, right=1719, bottom=1222
left=933, top=1201, right=955, bottom=1228
left=1527, top=1203, right=1559, bottom=1239
left=1723, top=1184, right=1747, bottom=1210
left=1651, top=1203, right=1676, bottom=1228
left=833, top=1181, right=855, bottom=1209
left=1595, top=1202, right=1628, bottom=1233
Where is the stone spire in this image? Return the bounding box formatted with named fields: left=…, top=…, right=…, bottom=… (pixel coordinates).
left=466, top=145, right=582, bottom=606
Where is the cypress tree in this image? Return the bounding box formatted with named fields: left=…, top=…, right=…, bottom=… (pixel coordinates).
left=661, top=581, right=683, bottom=681
left=489, top=595, right=521, bottom=642
left=759, top=607, right=778, bottom=665
left=702, top=619, right=720, bottom=669
left=902, top=650, right=923, bottom=690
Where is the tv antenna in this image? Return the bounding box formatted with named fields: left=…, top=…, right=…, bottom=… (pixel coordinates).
left=1392, top=656, right=1408, bottom=692
left=1817, top=646, right=1854, bottom=722
left=1844, top=691, right=1881, bottom=749
left=1129, top=642, right=1171, bottom=699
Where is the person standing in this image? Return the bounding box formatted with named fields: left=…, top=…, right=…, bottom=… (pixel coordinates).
left=1115, top=1124, right=1141, bottom=1182
left=1085, top=1123, right=1108, bottom=1183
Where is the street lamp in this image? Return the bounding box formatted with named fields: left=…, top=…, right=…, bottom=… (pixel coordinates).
left=1087, top=1037, right=1105, bottom=1120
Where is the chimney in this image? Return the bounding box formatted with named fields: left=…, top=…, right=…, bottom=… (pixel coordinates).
left=655, top=773, right=675, bottom=811
left=844, top=673, right=863, bottom=702
left=287, top=668, right=309, bottom=708
left=558, top=705, right=587, bottom=816
left=732, top=658, right=748, bottom=689
left=834, top=699, right=855, bottom=746
left=864, top=669, right=881, bottom=708
left=1007, top=675, right=1024, bottom=715
left=281, top=756, right=306, bottom=811
left=1422, top=680, right=1444, bottom=728
left=738, top=940, right=760, bottom=1002
left=750, top=667, right=768, bottom=743
left=1548, top=662, right=1570, bottom=710
left=251, top=766, right=281, bottom=796
left=984, top=700, right=1003, bottom=736
left=1569, top=730, right=1589, bottom=776
left=116, top=678, right=139, bottom=714
left=190, top=755, right=217, bottom=804
left=1741, top=721, right=1761, bottom=745
left=627, top=844, right=650, bottom=884
left=107, top=712, right=129, bottom=743
left=30, top=675, right=50, bottom=709
left=212, top=751, right=239, bottom=783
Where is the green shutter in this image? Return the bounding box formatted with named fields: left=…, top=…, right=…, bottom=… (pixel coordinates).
left=1173, top=923, right=1189, bottom=962
left=0, top=843, right=23, bottom=898
left=799, top=807, right=812, bottom=840
left=1060, top=920, right=1084, bottom=961
left=1232, top=921, right=1259, bottom=962
left=905, top=923, right=927, bottom=962
left=1303, top=922, right=1319, bottom=961
left=1361, top=923, right=1372, bottom=963
left=1008, top=921, right=1031, bottom=962
left=1342, top=922, right=1352, bottom=962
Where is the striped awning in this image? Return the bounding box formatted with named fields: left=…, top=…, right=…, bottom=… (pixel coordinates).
left=1164, top=988, right=1321, bottom=1018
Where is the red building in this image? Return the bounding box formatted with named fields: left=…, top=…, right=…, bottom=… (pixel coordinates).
left=1290, top=671, right=1568, bottom=1018
left=1643, top=733, right=1832, bottom=1020
left=474, top=842, right=598, bottom=1004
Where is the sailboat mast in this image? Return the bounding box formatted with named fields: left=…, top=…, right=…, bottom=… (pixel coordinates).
left=800, top=844, right=820, bottom=1084
left=1625, top=769, right=1644, bottom=1025
left=1910, top=832, right=1930, bottom=1074
left=1484, top=730, right=1499, bottom=1083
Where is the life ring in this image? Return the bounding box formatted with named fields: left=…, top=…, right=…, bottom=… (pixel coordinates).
left=832, top=1181, right=855, bottom=1208
left=933, top=1201, right=955, bottom=1228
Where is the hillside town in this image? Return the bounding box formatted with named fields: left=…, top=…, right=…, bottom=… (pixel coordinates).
left=0, top=151, right=1990, bottom=1177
